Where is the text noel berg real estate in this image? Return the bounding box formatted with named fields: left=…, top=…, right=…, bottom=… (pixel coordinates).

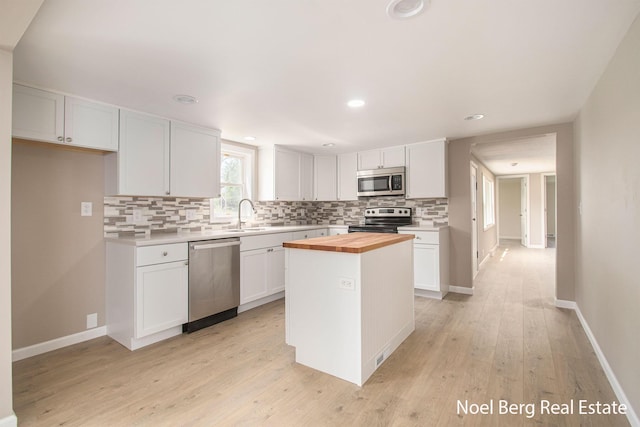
left=457, top=399, right=627, bottom=419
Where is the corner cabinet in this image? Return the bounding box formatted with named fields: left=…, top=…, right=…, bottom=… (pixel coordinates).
left=398, top=228, right=450, bottom=299
left=258, top=146, right=314, bottom=201
left=12, top=84, right=119, bottom=151
left=106, top=242, right=188, bottom=350
left=405, top=138, right=448, bottom=198
left=106, top=110, right=221, bottom=197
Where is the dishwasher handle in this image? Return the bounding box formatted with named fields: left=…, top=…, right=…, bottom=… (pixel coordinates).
left=190, top=240, right=241, bottom=251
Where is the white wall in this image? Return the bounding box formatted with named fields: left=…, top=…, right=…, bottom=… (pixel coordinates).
left=0, top=47, right=15, bottom=425
left=498, top=178, right=521, bottom=239
left=575, top=13, right=640, bottom=417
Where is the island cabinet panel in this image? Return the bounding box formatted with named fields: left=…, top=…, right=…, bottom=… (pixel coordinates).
left=285, top=237, right=414, bottom=386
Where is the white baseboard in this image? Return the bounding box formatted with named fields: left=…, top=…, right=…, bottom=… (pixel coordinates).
left=556, top=301, right=639, bottom=426
left=12, top=326, right=107, bottom=362
left=0, top=414, right=17, bottom=427
left=414, top=289, right=444, bottom=300
left=528, top=244, right=546, bottom=249
left=500, top=235, right=521, bottom=240
left=448, top=285, right=474, bottom=295
left=554, top=299, right=577, bottom=309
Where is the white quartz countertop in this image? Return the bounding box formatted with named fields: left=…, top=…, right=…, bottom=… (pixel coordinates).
left=105, top=225, right=342, bottom=247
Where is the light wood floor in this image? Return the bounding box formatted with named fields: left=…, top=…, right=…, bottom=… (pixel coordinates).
left=13, top=240, right=629, bottom=426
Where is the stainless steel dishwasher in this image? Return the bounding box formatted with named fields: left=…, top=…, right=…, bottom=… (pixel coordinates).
left=184, top=238, right=240, bottom=333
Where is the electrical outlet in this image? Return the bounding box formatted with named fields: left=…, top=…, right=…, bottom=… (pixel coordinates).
left=132, top=209, right=143, bottom=222
left=186, top=210, right=197, bottom=221
left=86, top=313, right=97, bottom=329
left=339, top=277, right=355, bottom=291
left=81, top=202, right=92, bottom=217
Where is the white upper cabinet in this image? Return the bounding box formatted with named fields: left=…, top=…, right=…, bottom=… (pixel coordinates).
left=405, top=138, right=448, bottom=199
left=170, top=122, right=221, bottom=198
left=313, top=155, right=337, bottom=201
left=258, top=145, right=314, bottom=201
left=64, top=97, right=119, bottom=151
left=12, top=84, right=119, bottom=151
left=357, top=146, right=405, bottom=170
left=337, top=152, right=358, bottom=201
left=299, top=153, right=314, bottom=201
left=116, top=110, right=171, bottom=196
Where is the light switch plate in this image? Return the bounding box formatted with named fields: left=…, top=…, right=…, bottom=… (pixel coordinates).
left=81, top=202, right=92, bottom=217
left=133, top=209, right=143, bottom=222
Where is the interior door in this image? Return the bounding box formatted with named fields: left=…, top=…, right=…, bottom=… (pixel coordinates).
left=471, top=164, right=478, bottom=278
left=520, top=178, right=528, bottom=247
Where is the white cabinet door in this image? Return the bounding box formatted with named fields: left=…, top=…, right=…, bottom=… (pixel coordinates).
left=299, top=153, right=314, bottom=201
left=274, top=148, right=300, bottom=201
left=337, top=152, right=358, bottom=201
left=413, top=244, right=439, bottom=291
left=329, top=228, right=348, bottom=236
left=12, top=84, right=64, bottom=143
left=170, top=122, right=221, bottom=198
left=240, top=248, right=269, bottom=304
left=118, top=110, right=171, bottom=196
left=313, top=155, right=337, bottom=201
left=268, top=246, right=286, bottom=294
left=357, top=149, right=381, bottom=170
left=382, top=146, right=405, bottom=168
left=405, top=139, right=448, bottom=198
left=64, top=97, right=119, bottom=151
left=135, top=261, right=188, bottom=338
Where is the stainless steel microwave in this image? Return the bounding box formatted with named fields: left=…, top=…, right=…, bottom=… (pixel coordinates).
left=356, top=167, right=405, bottom=197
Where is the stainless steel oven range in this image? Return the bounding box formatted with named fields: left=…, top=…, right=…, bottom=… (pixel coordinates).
left=348, top=207, right=413, bottom=234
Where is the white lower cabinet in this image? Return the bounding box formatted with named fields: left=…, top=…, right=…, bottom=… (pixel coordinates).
left=106, top=242, right=188, bottom=350
left=291, top=228, right=328, bottom=240
left=399, top=228, right=449, bottom=299
left=239, top=232, right=293, bottom=308
left=136, top=261, right=188, bottom=338
left=329, top=227, right=348, bottom=236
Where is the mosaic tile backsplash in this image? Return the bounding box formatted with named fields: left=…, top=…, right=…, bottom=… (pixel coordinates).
left=104, top=196, right=448, bottom=236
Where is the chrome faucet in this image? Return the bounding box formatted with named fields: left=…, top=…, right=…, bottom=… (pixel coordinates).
left=238, top=198, right=257, bottom=230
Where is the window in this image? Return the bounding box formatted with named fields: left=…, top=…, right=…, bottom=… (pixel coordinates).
left=483, top=175, right=495, bottom=230
left=211, top=143, right=255, bottom=221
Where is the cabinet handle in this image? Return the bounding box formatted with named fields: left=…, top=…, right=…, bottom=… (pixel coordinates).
left=184, top=261, right=189, bottom=266
left=162, top=251, right=168, bottom=256
left=165, top=191, right=170, bottom=195
left=415, top=236, right=421, bottom=240
left=65, top=137, right=72, bottom=142
left=57, top=136, right=64, bottom=141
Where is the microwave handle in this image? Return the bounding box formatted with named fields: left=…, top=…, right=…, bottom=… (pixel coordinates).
left=388, top=175, right=393, bottom=191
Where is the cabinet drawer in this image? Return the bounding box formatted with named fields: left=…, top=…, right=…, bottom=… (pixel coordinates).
left=136, top=243, right=188, bottom=266
left=401, top=230, right=440, bottom=244
left=241, top=232, right=293, bottom=252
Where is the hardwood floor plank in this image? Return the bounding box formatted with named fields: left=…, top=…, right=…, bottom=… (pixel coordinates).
left=12, top=240, right=630, bottom=426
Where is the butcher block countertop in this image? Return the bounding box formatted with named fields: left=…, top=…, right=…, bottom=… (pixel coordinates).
left=283, top=232, right=414, bottom=254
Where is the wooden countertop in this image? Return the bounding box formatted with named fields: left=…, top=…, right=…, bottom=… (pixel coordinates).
left=283, top=232, right=414, bottom=254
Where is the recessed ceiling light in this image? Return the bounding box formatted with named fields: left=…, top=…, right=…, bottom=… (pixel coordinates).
left=464, top=114, right=485, bottom=121
left=244, top=136, right=256, bottom=141
left=387, top=0, right=427, bottom=19
left=322, top=143, right=335, bottom=147
left=173, top=94, right=198, bottom=105
left=347, top=99, right=366, bottom=108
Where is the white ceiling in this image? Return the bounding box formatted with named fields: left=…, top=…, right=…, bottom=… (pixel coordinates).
left=13, top=0, right=640, bottom=154
left=471, top=134, right=556, bottom=175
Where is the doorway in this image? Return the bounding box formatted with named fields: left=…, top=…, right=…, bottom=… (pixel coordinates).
left=497, top=176, right=529, bottom=247
left=470, top=162, right=479, bottom=278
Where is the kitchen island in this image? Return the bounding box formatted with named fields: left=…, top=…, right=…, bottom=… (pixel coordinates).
left=284, top=232, right=415, bottom=386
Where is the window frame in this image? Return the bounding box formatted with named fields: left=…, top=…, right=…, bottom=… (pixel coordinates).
left=210, top=142, right=256, bottom=223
